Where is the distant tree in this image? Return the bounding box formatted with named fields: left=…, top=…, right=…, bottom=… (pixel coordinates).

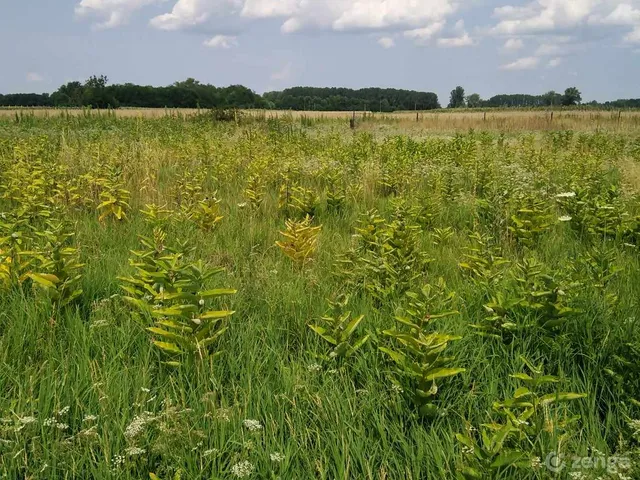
left=51, top=81, right=84, bottom=107
left=466, top=93, right=481, bottom=108
left=82, top=75, right=118, bottom=108
left=542, top=90, right=562, bottom=107
left=448, top=86, right=466, bottom=108
left=562, top=87, right=582, bottom=106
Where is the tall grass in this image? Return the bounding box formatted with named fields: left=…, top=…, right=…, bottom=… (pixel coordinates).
left=0, top=115, right=639, bottom=479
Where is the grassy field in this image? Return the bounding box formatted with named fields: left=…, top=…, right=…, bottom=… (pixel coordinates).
left=2, top=107, right=640, bottom=134
left=1, top=113, right=640, bottom=479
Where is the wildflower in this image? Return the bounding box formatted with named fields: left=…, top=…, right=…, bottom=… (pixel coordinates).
left=391, top=384, right=403, bottom=394
left=238, top=203, right=248, bottom=208
left=556, top=192, right=576, bottom=198
left=83, top=414, right=98, bottom=422
left=568, top=472, right=586, bottom=480
left=530, top=456, right=542, bottom=469
left=58, top=406, right=70, bottom=416
left=124, top=412, right=155, bottom=439
left=112, top=454, right=125, bottom=468
left=231, top=460, right=254, bottom=478
left=270, top=452, right=285, bottom=463
left=461, top=445, right=474, bottom=455
left=558, top=216, right=572, bottom=222
left=307, top=363, right=322, bottom=373
left=199, top=299, right=205, bottom=306
left=243, top=419, right=263, bottom=432
left=19, top=416, right=36, bottom=425
left=203, top=448, right=219, bottom=457
left=215, top=409, right=231, bottom=423
left=43, top=418, right=57, bottom=427
left=56, top=423, right=69, bottom=430
left=141, top=387, right=151, bottom=393
left=125, top=447, right=146, bottom=456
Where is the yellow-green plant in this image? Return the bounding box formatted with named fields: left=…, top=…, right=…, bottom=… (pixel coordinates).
left=380, top=280, right=465, bottom=416
left=97, top=179, right=131, bottom=222
left=187, top=196, right=224, bottom=231
left=308, top=294, right=369, bottom=361
left=27, top=221, right=84, bottom=308
left=276, top=215, right=321, bottom=266
left=457, top=357, right=586, bottom=479
left=244, top=174, right=266, bottom=209
left=119, top=229, right=236, bottom=366
left=458, top=232, right=510, bottom=289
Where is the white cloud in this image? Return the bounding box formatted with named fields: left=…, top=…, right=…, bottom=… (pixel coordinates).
left=625, top=26, right=640, bottom=43
left=151, top=0, right=243, bottom=31
left=270, top=62, right=292, bottom=81
left=547, top=57, right=562, bottom=67
left=26, top=72, right=44, bottom=82
left=146, top=0, right=458, bottom=35
left=437, top=32, right=474, bottom=47
left=490, top=0, right=640, bottom=47
left=203, top=34, right=238, bottom=48
left=75, top=0, right=161, bottom=29
left=403, top=21, right=445, bottom=44
left=377, top=36, right=395, bottom=48
left=503, top=37, right=524, bottom=51
left=534, top=43, right=562, bottom=56
left=500, top=56, right=540, bottom=70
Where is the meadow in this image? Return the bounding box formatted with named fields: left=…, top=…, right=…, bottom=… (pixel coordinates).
left=1, top=111, right=640, bottom=479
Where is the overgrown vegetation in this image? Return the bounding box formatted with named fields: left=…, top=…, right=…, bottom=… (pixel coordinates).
left=1, top=113, right=639, bottom=479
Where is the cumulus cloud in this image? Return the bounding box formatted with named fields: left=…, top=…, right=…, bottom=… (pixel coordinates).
left=203, top=34, right=238, bottom=48
left=377, top=36, right=395, bottom=48
left=26, top=72, right=44, bottom=82
left=403, top=21, right=445, bottom=44
left=503, top=37, right=524, bottom=51
left=491, top=0, right=640, bottom=46
left=75, top=0, right=161, bottom=29
left=500, top=56, right=540, bottom=70
left=145, top=0, right=459, bottom=34
left=437, top=32, right=474, bottom=47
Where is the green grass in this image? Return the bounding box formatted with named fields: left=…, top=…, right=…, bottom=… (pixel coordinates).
left=0, top=115, right=639, bottom=479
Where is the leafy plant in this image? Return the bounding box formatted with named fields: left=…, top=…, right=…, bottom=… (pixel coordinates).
left=380, top=279, right=465, bottom=416
left=275, top=215, right=321, bottom=266
left=457, top=357, right=586, bottom=479
left=308, top=294, right=369, bottom=361
left=119, top=229, right=236, bottom=366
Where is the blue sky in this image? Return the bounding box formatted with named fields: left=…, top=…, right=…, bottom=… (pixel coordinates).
left=1, top=0, right=639, bottom=102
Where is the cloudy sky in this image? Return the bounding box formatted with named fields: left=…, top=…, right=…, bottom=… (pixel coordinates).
left=1, top=0, right=639, bottom=102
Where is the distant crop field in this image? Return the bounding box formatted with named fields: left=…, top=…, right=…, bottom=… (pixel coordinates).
left=1, top=113, right=640, bottom=479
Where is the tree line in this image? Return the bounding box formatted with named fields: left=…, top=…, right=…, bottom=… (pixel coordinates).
left=447, top=86, right=640, bottom=109
left=1, top=76, right=638, bottom=111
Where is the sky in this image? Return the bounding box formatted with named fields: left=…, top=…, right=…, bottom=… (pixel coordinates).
left=1, top=0, right=639, bottom=103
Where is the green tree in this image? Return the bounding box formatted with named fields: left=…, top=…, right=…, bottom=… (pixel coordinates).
left=542, top=90, right=562, bottom=106
left=466, top=93, right=481, bottom=108
left=448, top=86, right=466, bottom=108
left=562, top=87, right=582, bottom=106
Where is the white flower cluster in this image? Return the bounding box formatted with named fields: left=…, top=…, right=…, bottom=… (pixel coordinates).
left=556, top=192, right=576, bottom=198
left=125, top=446, right=146, bottom=456
left=231, top=460, right=254, bottom=478
left=270, top=452, right=285, bottom=463
left=43, top=417, right=68, bottom=430
left=124, top=412, right=155, bottom=439
left=307, top=363, right=322, bottom=373
left=243, top=419, right=263, bottom=432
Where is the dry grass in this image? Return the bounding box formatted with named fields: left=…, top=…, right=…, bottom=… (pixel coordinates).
left=2, top=107, right=640, bottom=133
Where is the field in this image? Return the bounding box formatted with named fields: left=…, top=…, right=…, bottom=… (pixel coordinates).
left=1, top=112, right=640, bottom=479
